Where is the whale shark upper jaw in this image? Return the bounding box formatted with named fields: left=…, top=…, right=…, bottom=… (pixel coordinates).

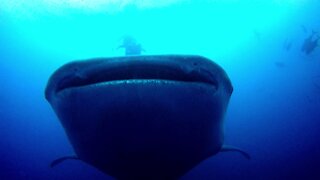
left=45, top=55, right=228, bottom=101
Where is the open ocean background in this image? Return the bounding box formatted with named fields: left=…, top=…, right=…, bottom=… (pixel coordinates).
left=1, top=0, right=320, bottom=179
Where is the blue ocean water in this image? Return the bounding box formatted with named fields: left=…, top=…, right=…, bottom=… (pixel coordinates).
left=1, top=0, right=320, bottom=179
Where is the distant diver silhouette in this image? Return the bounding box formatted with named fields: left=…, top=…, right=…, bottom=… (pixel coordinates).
left=283, top=38, right=292, bottom=51
left=118, top=36, right=145, bottom=56
left=301, top=31, right=319, bottom=55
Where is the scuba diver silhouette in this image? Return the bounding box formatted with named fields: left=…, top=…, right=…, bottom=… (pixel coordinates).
left=118, top=36, right=145, bottom=56
left=301, top=31, right=319, bottom=55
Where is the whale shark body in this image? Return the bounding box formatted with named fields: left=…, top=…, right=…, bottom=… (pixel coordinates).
left=45, top=55, right=249, bottom=180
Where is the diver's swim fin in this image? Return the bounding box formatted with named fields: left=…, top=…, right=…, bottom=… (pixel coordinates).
left=220, top=145, right=251, bottom=159
left=50, top=156, right=80, bottom=168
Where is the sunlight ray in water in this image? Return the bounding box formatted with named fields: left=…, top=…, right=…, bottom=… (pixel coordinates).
left=0, top=0, right=305, bottom=64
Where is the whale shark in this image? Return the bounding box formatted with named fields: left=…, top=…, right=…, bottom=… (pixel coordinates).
left=45, top=55, right=250, bottom=180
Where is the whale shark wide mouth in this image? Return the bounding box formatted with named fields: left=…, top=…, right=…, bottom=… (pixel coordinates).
left=55, top=63, right=218, bottom=96
left=45, top=55, right=226, bottom=100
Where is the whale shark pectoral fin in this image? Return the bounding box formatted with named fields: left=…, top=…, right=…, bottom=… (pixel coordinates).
left=50, top=156, right=80, bottom=168
left=220, top=145, right=251, bottom=160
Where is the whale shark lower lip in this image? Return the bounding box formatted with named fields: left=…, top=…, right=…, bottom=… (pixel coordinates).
left=59, top=79, right=216, bottom=95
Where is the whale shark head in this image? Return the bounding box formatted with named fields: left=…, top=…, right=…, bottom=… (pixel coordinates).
left=45, top=55, right=233, bottom=180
